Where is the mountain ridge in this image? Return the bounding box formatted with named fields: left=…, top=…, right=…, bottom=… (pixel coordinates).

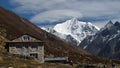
left=43, top=18, right=99, bottom=46
left=79, top=21, right=120, bottom=60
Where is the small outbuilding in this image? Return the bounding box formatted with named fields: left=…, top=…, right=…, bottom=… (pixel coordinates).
left=6, top=34, right=45, bottom=63
left=45, top=57, right=69, bottom=63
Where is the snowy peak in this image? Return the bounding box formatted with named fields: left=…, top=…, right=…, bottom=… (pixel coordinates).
left=54, top=18, right=99, bottom=35
left=79, top=21, right=120, bottom=59
left=114, top=21, right=120, bottom=27
left=42, top=18, right=99, bottom=46
left=52, top=18, right=99, bottom=46
left=86, top=22, right=100, bottom=30
left=70, top=17, right=79, bottom=24
left=105, top=20, right=114, bottom=28
left=54, top=18, right=81, bottom=35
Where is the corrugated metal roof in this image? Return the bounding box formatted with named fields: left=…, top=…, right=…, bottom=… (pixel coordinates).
left=45, top=57, right=68, bottom=61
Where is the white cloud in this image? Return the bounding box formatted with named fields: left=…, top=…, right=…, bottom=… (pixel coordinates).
left=10, top=0, right=120, bottom=28
left=93, top=18, right=120, bottom=28
left=31, top=9, right=82, bottom=23
left=93, top=21, right=108, bottom=28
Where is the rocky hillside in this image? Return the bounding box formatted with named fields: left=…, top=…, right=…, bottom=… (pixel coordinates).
left=79, top=21, right=120, bottom=60
left=0, top=25, right=7, bottom=50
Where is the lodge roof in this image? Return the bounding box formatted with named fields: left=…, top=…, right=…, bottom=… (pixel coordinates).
left=7, top=34, right=43, bottom=42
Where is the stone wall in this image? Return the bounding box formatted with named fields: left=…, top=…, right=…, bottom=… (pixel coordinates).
left=8, top=42, right=44, bottom=63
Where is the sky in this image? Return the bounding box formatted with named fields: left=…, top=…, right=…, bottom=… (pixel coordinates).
left=0, top=0, right=120, bottom=28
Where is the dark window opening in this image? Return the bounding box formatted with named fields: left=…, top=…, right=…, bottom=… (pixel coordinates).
left=23, top=36, right=30, bottom=40
left=31, top=45, right=38, bottom=49
left=24, top=43, right=29, bottom=48
left=16, top=45, right=21, bottom=48
left=25, top=45, right=28, bottom=48
left=30, top=53, right=38, bottom=59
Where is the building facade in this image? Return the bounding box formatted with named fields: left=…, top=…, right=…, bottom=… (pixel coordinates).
left=6, top=35, right=45, bottom=63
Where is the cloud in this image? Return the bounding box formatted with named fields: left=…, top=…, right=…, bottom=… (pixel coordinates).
left=10, top=0, right=120, bottom=28
left=93, top=18, right=120, bottom=28
left=30, top=9, right=82, bottom=23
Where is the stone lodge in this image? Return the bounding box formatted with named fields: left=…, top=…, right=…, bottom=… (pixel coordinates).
left=6, top=34, right=45, bottom=63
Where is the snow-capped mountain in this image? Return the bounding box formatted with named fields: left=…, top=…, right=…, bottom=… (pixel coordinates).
left=42, top=18, right=99, bottom=46
left=79, top=21, right=120, bottom=59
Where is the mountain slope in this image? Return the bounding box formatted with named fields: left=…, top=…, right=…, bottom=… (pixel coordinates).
left=0, top=25, right=7, bottom=50
left=43, top=18, right=99, bottom=46
left=79, top=21, right=120, bottom=59
left=0, top=7, right=102, bottom=63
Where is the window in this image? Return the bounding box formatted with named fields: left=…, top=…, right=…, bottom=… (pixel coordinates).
left=23, top=36, right=30, bottom=41
left=16, top=44, right=21, bottom=48
left=31, top=45, right=38, bottom=48
left=25, top=45, right=28, bottom=48
left=30, top=53, right=38, bottom=59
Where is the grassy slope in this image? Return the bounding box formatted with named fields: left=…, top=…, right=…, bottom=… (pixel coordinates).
left=0, top=52, right=42, bottom=68
left=0, top=26, right=7, bottom=50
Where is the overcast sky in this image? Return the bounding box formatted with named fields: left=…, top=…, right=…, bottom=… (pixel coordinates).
left=0, top=0, right=120, bottom=28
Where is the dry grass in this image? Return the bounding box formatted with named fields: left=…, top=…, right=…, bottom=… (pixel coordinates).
left=0, top=56, right=3, bottom=62
left=42, top=63, right=76, bottom=68
left=0, top=28, right=7, bottom=51
left=117, top=64, right=120, bottom=68
left=0, top=50, right=41, bottom=68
